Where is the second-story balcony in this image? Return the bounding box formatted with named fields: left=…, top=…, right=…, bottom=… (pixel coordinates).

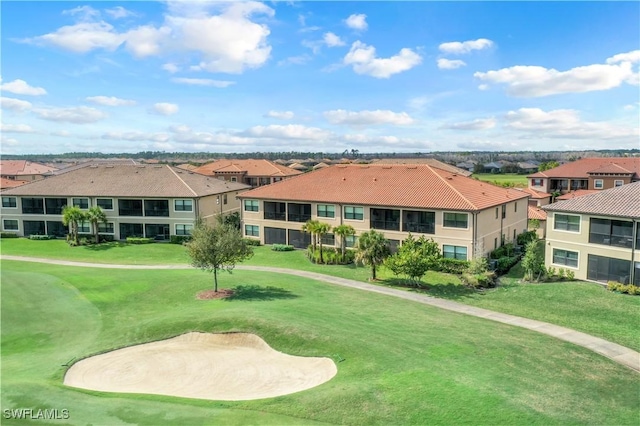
left=264, top=201, right=286, bottom=221
left=287, top=202, right=311, bottom=222
left=371, top=208, right=400, bottom=231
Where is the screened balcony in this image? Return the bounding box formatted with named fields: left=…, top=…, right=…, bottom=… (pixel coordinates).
left=370, top=208, right=400, bottom=231
left=402, top=210, right=435, bottom=234
left=264, top=201, right=286, bottom=221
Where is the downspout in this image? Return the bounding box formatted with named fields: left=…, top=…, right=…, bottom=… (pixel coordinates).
left=500, top=203, right=504, bottom=246
left=473, top=210, right=478, bottom=259
left=631, top=219, right=637, bottom=285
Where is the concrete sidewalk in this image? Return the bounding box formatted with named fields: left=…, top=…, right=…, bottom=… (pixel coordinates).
left=3, top=255, right=639, bottom=372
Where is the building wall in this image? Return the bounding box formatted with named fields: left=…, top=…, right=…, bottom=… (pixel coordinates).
left=544, top=211, right=639, bottom=283
left=0, top=194, right=245, bottom=239
left=587, top=176, right=632, bottom=190
left=529, top=178, right=549, bottom=194
left=475, top=199, right=529, bottom=255
left=241, top=198, right=528, bottom=260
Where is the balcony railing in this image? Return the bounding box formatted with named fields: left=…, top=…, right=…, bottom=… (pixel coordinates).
left=371, top=220, right=400, bottom=231
left=22, top=207, right=45, bottom=214
left=264, top=212, right=286, bottom=221
left=144, top=209, right=170, bottom=217
left=119, top=208, right=143, bottom=217
left=288, top=213, right=311, bottom=222
left=402, top=222, right=435, bottom=234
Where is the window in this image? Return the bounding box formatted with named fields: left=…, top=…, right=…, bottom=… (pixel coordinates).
left=78, top=221, right=91, bottom=233
left=22, top=198, right=44, bottom=214
left=495, top=207, right=498, bottom=219
left=554, top=214, right=580, bottom=232
left=118, top=199, right=143, bottom=216
left=344, top=206, right=364, bottom=220
left=45, top=198, right=67, bottom=215
left=273, top=177, right=283, bottom=182
left=244, top=224, right=259, bottom=237
left=317, top=204, right=335, bottom=218
left=594, top=179, right=603, bottom=189
left=345, top=235, right=358, bottom=248
left=614, top=180, right=624, bottom=187
left=176, top=224, right=193, bottom=236
left=244, top=200, right=259, bottom=212
left=97, top=198, right=113, bottom=210
left=514, top=202, right=518, bottom=213
left=531, top=178, right=543, bottom=186
left=73, top=198, right=89, bottom=209
left=264, top=202, right=286, bottom=220
left=144, top=200, right=169, bottom=217
left=443, top=245, right=467, bottom=260
left=589, top=218, right=633, bottom=248
left=2, top=197, right=17, bottom=208
left=502, top=205, right=506, bottom=219
left=174, top=199, right=193, bottom=212
left=553, top=249, right=578, bottom=268
left=443, top=212, right=468, bottom=228
left=513, top=229, right=516, bottom=240
left=288, top=203, right=311, bottom=222
left=223, top=194, right=228, bottom=205
left=98, top=222, right=115, bottom=234
left=588, top=255, right=631, bottom=284
left=321, top=233, right=335, bottom=246
left=402, top=211, right=435, bottom=234
left=494, top=237, right=498, bottom=249
left=3, top=219, right=18, bottom=230
left=230, top=177, right=237, bottom=182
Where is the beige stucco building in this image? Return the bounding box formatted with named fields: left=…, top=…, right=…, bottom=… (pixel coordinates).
left=0, top=164, right=250, bottom=239
left=543, top=182, right=640, bottom=285
left=238, top=164, right=529, bottom=260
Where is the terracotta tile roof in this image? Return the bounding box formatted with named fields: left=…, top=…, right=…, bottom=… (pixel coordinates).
left=0, top=160, right=58, bottom=176
left=0, top=178, right=28, bottom=189
left=528, top=158, right=640, bottom=179
left=543, top=181, right=640, bottom=219
left=239, top=164, right=529, bottom=211
left=528, top=205, right=547, bottom=221
left=555, top=189, right=599, bottom=200
left=372, top=158, right=472, bottom=176
left=1, top=164, right=250, bottom=198
left=517, top=187, right=551, bottom=199
left=193, top=159, right=302, bottom=177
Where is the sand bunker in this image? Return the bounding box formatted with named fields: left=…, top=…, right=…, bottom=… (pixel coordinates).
left=64, top=332, right=337, bottom=401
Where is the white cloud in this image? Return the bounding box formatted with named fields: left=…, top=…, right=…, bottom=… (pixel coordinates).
left=441, top=118, right=496, bottom=130
left=343, top=41, right=422, bottom=78
left=0, top=79, right=47, bottom=95
left=324, top=109, right=414, bottom=126
left=264, top=111, right=295, bottom=120
left=151, top=102, right=179, bottom=116
left=26, top=22, right=124, bottom=53
left=504, top=107, right=639, bottom=140
left=474, top=59, right=637, bottom=97
left=439, top=38, right=493, bottom=55
left=62, top=5, right=100, bottom=21
left=171, top=78, right=235, bottom=88
left=243, top=124, right=330, bottom=140
left=323, top=32, right=345, bottom=47
left=86, top=96, right=136, bottom=106
left=33, top=106, right=107, bottom=123
left=51, top=130, right=71, bottom=137
left=1, top=124, right=36, bottom=133
left=162, top=63, right=180, bottom=73
left=345, top=14, right=367, bottom=31
left=102, top=131, right=170, bottom=142
left=0, top=97, right=33, bottom=111
left=1, top=136, right=19, bottom=146
left=606, top=50, right=640, bottom=64
left=278, top=54, right=313, bottom=66
left=123, top=25, right=171, bottom=58
left=24, top=2, right=274, bottom=74
left=437, top=58, right=466, bottom=70
left=105, top=6, right=137, bottom=19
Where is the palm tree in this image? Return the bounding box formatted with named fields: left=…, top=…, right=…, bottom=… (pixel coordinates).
left=302, top=219, right=320, bottom=251
left=62, top=205, right=86, bottom=245
left=315, top=222, right=332, bottom=264
left=333, top=224, right=355, bottom=262
left=86, top=206, right=108, bottom=244
left=355, top=230, right=390, bottom=281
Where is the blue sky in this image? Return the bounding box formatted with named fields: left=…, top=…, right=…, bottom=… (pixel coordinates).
left=1, top=1, right=638, bottom=155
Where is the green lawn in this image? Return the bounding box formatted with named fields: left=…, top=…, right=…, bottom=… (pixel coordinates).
left=2, top=239, right=639, bottom=351
left=2, top=259, right=639, bottom=425
left=472, top=173, right=529, bottom=187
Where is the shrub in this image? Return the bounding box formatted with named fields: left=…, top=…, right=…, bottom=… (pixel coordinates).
left=170, top=235, right=192, bottom=244
left=461, top=271, right=497, bottom=289
left=29, top=234, right=56, bottom=240
left=565, top=270, right=575, bottom=280
left=306, top=246, right=354, bottom=265
left=490, top=243, right=516, bottom=259
left=607, top=281, right=640, bottom=295
left=243, top=238, right=261, bottom=246
left=516, top=230, right=538, bottom=246
left=435, top=258, right=470, bottom=274
left=547, top=266, right=557, bottom=278
left=271, top=244, right=294, bottom=251
left=126, top=237, right=154, bottom=244
left=0, top=232, right=18, bottom=238
left=495, top=256, right=519, bottom=275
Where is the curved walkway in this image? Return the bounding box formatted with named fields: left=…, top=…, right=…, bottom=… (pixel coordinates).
left=3, top=255, right=639, bottom=372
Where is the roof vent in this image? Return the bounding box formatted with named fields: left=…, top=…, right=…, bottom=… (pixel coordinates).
left=407, top=166, right=417, bottom=169
left=373, top=178, right=377, bottom=181
left=342, top=177, right=346, bottom=181
left=382, top=166, right=392, bottom=169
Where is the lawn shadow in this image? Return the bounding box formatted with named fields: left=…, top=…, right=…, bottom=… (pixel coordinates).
left=382, top=278, right=477, bottom=300
left=225, top=285, right=299, bottom=302
left=83, top=242, right=129, bottom=251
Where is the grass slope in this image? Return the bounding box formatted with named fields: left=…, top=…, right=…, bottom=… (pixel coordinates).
left=1, top=260, right=639, bottom=425
left=472, top=173, right=529, bottom=187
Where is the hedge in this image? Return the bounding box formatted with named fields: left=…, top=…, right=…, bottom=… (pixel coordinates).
left=29, top=235, right=57, bottom=240
left=243, top=238, right=261, bottom=246
left=126, top=237, right=154, bottom=244
left=0, top=232, right=18, bottom=238
left=170, top=235, right=192, bottom=244
left=271, top=244, right=294, bottom=251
